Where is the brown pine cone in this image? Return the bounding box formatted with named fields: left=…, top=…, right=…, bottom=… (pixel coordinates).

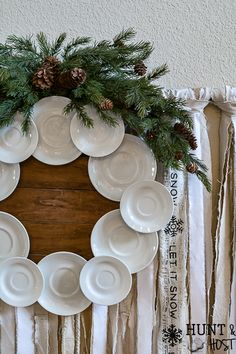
left=134, top=61, right=147, bottom=76
left=186, top=162, right=198, bottom=173
left=188, top=135, right=198, bottom=150
left=44, top=56, right=60, bottom=67
left=99, top=99, right=113, bottom=110
left=175, top=151, right=184, bottom=160
left=146, top=130, right=156, bottom=141
left=32, top=67, right=54, bottom=90
left=32, top=56, right=60, bottom=90
left=174, top=122, right=198, bottom=150
left=174, top=122, right=184, bottom=132
left=56, top=68, right=86, bottom=89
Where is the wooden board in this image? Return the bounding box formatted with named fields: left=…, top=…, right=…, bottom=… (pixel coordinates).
left=0, top=156, right=118, bottom=262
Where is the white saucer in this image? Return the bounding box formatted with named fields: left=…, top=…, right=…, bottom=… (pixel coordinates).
left=32, top=96, right=82, bottom=165
left=0, top=212, right=30, bottom=262
left=0, top=162, right=20, bottom=201
left=91, top=210, right=158, bottom=273
left=0, top=113, right=38, bottom=163
left=38, top=252, right=91, bottom=316
left=88, top=134, right=157, bottom=201
left=79, top=256, right=132, bottom=305
left=0, top=257, right=44, bottom=307
left=120, top=180, right=173, bottom=233
left=70, top=104, right=125, bottom=157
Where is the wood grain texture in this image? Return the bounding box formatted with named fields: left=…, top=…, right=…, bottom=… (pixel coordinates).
left=0, top=155, right=118, bottom=262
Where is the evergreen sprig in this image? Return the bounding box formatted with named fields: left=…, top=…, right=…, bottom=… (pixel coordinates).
left=0, top=29, right=211, bottom=191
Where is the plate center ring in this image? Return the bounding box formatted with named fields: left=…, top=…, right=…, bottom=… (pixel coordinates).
left=10, top=271, right=30, bottom=292
left=109, top=226, right=139, bottom=256
left=49, top=267, right=79, bottom=298
left=3, top=127, right=22, bottom=147
left=137, top=195, right=157, bottom=216
left=108, top=152, right=139, bottom=183
left=96, top=270, right=116, bottom=289
left=42, top=115, right=70, bottom=148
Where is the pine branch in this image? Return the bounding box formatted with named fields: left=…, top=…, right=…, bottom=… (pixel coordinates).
left=0, top=29, right=211, bottom=191
left=36, top=32, right=51, bottom=57
left=113, top=28, right=136, bottom=46
left=147, top=64, right=169, bottom=81
left=99, top=111, right=118, bottom=127
left=83, top=80, right=105, bottom=104
left=152, top=95, right=193, bottom=128
left=21, top=108, right=32, bottom=134
left=63, top=36, right=91, bottom=58
left=0, top=67, right=10, bottom=81
left=64, top=102, right=94, bottom=127
left=0, top=99, right=22, bottom=128
left=196, top=170, right=212, bottom=192
left=0, top=43, right=12, bottom=56
left=50, top=33, right=67, bottom=55
left=189, top=154, right=208, bottom=172
left=76, top=106, right=94, bottom=127
left=6, top=35, right=37, bottom=55
left=96, top=40, right=111, bottom=48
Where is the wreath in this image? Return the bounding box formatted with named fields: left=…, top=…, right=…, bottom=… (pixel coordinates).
left=0, top=29, right=210, bottom=190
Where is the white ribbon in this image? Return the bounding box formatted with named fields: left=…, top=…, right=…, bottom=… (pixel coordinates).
left=16, top=307, right=35, bottom=354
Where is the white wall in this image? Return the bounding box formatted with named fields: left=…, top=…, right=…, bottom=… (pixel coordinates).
left=0, top=0, right=235, bottom=89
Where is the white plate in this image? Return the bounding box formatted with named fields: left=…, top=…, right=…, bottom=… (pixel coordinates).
left=0, top=257, right=44, bottom=307
left=91, top=210, right=158, bottom=273
left=0, top=212, right=30, bottom=262
left=0, top=113, right=38, bottom=163
left=79, top=256, right=132, bottom=305
left=38, top=252, right=91, bottom=316
left=120, top=180, right=173, bottom=233
left=0, top=162, right=20, bottom=201
left=70, top=104, right=125, bottom=157
left=32, top=96, right=82, bottom=165
left=88, top=134, right=157, bottom=201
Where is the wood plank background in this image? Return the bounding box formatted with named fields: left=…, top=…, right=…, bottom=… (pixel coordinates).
left=0, top=155, right=118, bottom=262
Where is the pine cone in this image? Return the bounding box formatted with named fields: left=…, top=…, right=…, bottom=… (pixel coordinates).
left=32, top=56, right=60, bottom=90
left=99, top=99, right=113, bottom=110
left=146, top=130, right=156, bottom=141
left=186, top=162, right=198, bottom=173
left=56, top=68, right=86, bottom=89
left=134, top=61, right=147, bottom=76
left=175, top=151, right=184, bottom=160
left=174, top=123, right=198, bottom=150
left=188, top=134, right=198, bottom=150
left=44, top=56, right=60, bottom=67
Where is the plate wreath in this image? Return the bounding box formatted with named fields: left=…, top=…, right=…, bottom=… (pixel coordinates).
left=0, top=29, right=211, bottom=191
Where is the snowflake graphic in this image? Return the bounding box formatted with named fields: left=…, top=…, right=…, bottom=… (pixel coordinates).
left=162, top=324, right=183, bottom=347
left=164, top=216, right=184, bottom=237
